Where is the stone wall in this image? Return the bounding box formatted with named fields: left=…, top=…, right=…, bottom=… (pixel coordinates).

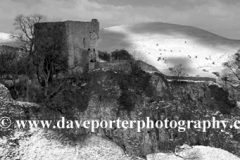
left=94, top=60, right=160, bottom=74
left=94, top=61, right=132, bottom=73
left=65, top=19, right=99, bottom=67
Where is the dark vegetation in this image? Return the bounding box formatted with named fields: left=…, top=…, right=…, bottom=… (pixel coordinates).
left=34, top=22, right=69, bottom=97
left=98, top=51, right=110, bottom=62
left=1, top=15, right=69, bottom=104
left=221, top=50, right=240, bottom=101
left=208, top=84, right=236, bottom=114
left=44, top=72, right=91, bottom=117
left=98, top=49, right=134, bottom=62
left=117, top=62, right=154, bottom=114
left=111, top=49, right=134, bottom=61
left=0, top=46, right=28, bottom=99
left=156, top=81, right=240, bottom=156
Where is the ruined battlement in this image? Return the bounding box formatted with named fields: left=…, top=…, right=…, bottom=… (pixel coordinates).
left=34, top=19, right=99, bottom=73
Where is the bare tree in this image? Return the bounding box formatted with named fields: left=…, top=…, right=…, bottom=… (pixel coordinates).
left=222, top=50, right=240, bottom=100
left=13, top=14, right=47, bottom=59
left=169, top=64, right=187, bottom=77
left=33, top=22, right=68, bottom=98
left=0, top=46, right=18, bottom=80
left=13, top=14, right=47, bottom=101
left=223, top=51, right=240, bottom=82
left=131, top=50, right=147, bottom=62
left=223, top=52, right=240, bottom=85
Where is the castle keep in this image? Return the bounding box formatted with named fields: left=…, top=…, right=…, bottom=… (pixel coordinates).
left=34, top=19, right=99, bottom=72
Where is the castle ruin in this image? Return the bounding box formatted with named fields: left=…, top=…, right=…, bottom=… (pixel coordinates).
left=34, top=19, right=99, bottom=72
left=33, top=19, right=217, bottom=83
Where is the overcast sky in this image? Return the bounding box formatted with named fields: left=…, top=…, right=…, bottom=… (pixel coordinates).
left=1, top=0, right=240, bottom=39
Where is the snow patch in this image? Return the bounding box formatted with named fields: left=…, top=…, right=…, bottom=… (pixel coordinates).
left=0, top=32, right=14, bottom=42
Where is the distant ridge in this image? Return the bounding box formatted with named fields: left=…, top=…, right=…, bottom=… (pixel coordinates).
left=98, top=22, right=240, bottom=78
left=0, top=32, right=20, bottom=47
left=0, top=32, right=12, bottom=42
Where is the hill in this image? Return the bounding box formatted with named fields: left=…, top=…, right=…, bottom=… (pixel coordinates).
left=0, top=32, right=21, bottom=47
left=97, top=22, right=240, bottom=78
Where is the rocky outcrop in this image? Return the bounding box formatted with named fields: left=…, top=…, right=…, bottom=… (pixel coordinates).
left=0, top=129, right=135, bottom=160
left=136, top=60, right=160, bottom=73
left=0, top=62, right=239, bottom=159
left=0, top=83, right=12, bottom=102
left=147, top=145, right=240, bottom=160
left=46, top=63, right=238, bottom=157
left=0, top=83, right=39, bottom=120
left=0, top=83, right=39, bottom=108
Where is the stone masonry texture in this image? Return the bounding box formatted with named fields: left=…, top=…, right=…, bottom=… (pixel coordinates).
left=34, top=19, right=99, bottom=72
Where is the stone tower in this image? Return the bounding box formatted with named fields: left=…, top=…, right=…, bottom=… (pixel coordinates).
left=34, top=19, right=99, bottom=72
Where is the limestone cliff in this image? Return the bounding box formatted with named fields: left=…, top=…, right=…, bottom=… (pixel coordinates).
left=0, top=61, right=240, bottom=159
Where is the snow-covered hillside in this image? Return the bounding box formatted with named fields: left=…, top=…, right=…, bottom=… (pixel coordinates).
left=0, top=32, right=21, bottom=47
left=98, top=22, right=240, bottom=78
left=0, top=32, right=13, bottom=42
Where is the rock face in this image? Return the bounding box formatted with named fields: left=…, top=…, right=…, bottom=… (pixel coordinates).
left=0, top=83, right=24, bottom=117
left=0, top=83, right=39, bottom=114
left=0, top=83, right=12, bottom=101
left=46, top=62, right=239, bottom=157
left=0, top=62, right=240, bottom=159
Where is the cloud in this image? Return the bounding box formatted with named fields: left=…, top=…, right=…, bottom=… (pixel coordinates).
left=89, top=0, right=208, bottom=8
left=0, top=0, right=239, bottom=39
left=10, top=0, right=43, bottom=7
